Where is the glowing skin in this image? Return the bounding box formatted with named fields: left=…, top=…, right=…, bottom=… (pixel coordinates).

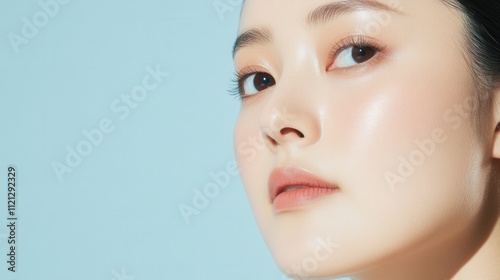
left=232, top=0, right=500, bottom=279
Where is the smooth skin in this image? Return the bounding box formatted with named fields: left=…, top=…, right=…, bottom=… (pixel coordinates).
left=233, top=0, right=500, bottom=279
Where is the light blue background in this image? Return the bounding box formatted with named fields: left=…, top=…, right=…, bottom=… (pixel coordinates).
left=0, top=1, right=349, bottom=279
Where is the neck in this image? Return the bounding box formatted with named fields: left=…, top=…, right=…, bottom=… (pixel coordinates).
left=452, top=218, right=500, bottom=279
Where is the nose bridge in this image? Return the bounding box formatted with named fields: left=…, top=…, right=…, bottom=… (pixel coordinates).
left=262, top=42, right=320, bottom=120
left=258, top=27, right=324, bottom=150
left=258, top=67, right=322, bottom=150
left=278, top=22, right=321, bottom=73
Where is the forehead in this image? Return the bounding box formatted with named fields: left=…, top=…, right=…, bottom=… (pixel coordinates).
left=238, top=0, right=446, bottom=32
left=240, top=0, right=393, bottom=26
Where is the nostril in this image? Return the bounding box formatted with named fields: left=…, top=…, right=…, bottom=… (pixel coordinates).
left=280, top=127, right=305, bottom=138
left=266, top=135, right=278, bottom=146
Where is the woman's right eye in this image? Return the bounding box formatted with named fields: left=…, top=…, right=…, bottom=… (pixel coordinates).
left=240, top=72, right=276, bottom=96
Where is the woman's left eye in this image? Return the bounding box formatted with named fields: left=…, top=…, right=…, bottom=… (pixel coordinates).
left=332, top=46, right=378, bottom=68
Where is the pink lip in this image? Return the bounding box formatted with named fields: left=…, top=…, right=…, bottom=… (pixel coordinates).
left=268, top=167, right=339, bottom=212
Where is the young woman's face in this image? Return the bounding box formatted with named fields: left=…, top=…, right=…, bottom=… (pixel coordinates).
left=233, top=0, right=497, bottom=278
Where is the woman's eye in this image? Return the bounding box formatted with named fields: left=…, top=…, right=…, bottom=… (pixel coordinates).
left=333, top=46, right=377, bottom=68
left=241, top=72, right=276, bottom=95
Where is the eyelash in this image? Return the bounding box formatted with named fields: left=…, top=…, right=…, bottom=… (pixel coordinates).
left=328, top=35, right=386, bottom=68
left=229, top=35, right=386, bottom=100
left=228, top=66, right=261, bottom=100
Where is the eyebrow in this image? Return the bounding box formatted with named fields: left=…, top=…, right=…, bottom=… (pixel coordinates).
left=307, top=0, right=400, bottom=26
left=232, top=0, right=400, bottom=58
left=232, top=27, right=272, bottom=58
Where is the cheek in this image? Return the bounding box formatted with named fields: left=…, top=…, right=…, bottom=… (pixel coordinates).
left=310, top=59, right=486, bottom=268
left=329, top=55, right=478, bottom=196
left=233, top=108, right=274, bottom=224
left=323, top=82, right=446, bottom=199
left=233, top=111, right=259, bottom=192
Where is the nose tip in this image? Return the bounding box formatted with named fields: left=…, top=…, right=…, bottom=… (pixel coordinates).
left=258, top=81, right=322, bottom=152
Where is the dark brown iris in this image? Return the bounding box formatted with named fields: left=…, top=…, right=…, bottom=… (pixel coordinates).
left=253, top=72, right=275, bottom=91
left=351, top=46, right=377, bottom=64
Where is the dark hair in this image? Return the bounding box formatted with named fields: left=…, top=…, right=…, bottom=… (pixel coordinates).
left=444, top=1, right=500, bottom=85
left=442, top=0, right=500, bottom=129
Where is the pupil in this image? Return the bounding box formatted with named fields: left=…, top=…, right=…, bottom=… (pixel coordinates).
left=254, top=73, right=273, bottom=91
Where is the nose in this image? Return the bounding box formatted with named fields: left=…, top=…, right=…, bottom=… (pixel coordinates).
left=259, top=82, right=322, bottom=152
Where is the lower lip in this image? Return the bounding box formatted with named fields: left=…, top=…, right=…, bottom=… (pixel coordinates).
left=273, top=187, right=337, bottom=212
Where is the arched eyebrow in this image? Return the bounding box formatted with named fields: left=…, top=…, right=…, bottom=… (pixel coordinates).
left=232, top=27, right=271, bottom=58
left=232, top=0, right=401, bottom=58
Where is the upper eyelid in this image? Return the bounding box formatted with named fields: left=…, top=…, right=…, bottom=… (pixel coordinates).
left=235, top=36, right=385, bottom=75
left=236, top=68, right=266, bottom=88
left=328, top=35, right=386, bottom=59
left=236, top=63, right=278, bottom=86
left=236, top=65, right=272, bottom=79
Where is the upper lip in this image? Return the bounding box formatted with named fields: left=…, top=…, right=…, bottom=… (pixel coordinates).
left=268, top=166, right=339, bottom=202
